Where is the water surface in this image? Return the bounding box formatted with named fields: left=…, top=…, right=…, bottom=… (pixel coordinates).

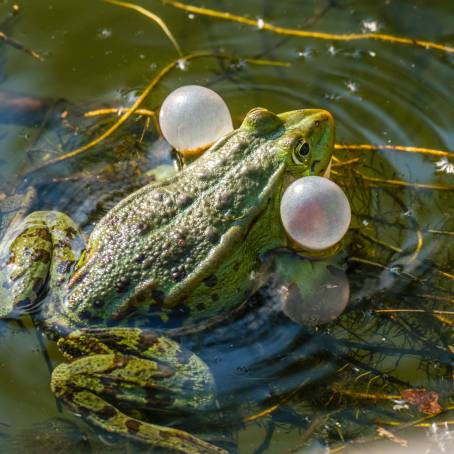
left=0, top=1, right=452, bottom=453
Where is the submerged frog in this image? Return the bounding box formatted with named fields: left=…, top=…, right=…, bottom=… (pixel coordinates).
left=0, top=107, right=334, bottom=453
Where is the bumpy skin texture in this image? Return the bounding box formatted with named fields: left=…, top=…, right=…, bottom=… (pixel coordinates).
left=0, top=108, right=334, bottom=453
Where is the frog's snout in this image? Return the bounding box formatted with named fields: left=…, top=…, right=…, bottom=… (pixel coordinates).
left=278, top=108, right=335, bottom=142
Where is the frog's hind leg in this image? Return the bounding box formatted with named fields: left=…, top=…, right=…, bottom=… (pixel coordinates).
left=0, top=211, right=83, bottom=318
left=52, top=327, right=227, bottom=454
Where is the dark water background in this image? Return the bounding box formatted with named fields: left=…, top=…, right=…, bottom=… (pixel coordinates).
left=0, top=1, right=452, bottom=453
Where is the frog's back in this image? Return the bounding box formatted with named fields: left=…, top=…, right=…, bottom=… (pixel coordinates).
left=56, top=128, right=285, bottom=328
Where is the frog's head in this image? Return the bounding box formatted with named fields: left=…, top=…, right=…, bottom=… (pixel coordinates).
left=240, top=107, right=334, bottom=177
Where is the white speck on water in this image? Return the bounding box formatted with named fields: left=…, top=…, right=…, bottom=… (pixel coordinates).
left=125, top=91, right=139, bottom=105
left=435, top=158, right=454, bottom=174
left=257, top=18, right=265, bottom=29
left=368, top=50, right=376, bottom=57
left=139, top=54, right=145, bottom=60
left=362, top=220, right=369, bottom=226
left=149, top=63, right=157, bottom=70
left=188, top=13, right=195, bottom=19
left=328, top=45, right=337, bottom=56
left=392, top=402, right=409, bottom=411
left=298, top=48, right=313, bottom=58
left=98, top=28, right=112, bottom=39
left=346, top=81, right=358, bottom=92
left=177, top=59, right=189, bottom=70
left=361, top=19, right=381, bottom=33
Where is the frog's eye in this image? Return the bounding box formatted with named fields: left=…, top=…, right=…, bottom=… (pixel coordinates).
left=292, top=139, right=310, bottom=165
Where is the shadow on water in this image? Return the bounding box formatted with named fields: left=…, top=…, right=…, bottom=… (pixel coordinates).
left=0, top=1, right=452, bottom=452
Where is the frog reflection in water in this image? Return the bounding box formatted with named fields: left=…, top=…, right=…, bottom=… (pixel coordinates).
left=0, top=108, right=334, bottom=453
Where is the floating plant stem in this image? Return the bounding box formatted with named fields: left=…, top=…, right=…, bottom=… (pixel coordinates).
left=335, top=143, right=452, bottom=158
left=104, top=0, right=184, bottom=58
left=162, top=0, right=454, bottom=54
left=0, top=31, right=44, bottom=61
left=331, top=387, right=401, bottom=401
left=332, top=169, right=454, bottom=191
left=381, top=420, right=454, bottom=428
left=374, top=309, right=454, bottom=316
left=426, top=229, right=454, bottom=237
left=355, top=229, right=403, bottom=254
left=84, top=107, right=156, bottom=118
left=406, top=229, right=423, bottom=264
left=331, top=157, right=362, bottom=168
left=244, top=403, right=281, bottom=423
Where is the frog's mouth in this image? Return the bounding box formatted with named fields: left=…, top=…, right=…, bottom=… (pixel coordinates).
left=278, top=108, right=335, bottom=177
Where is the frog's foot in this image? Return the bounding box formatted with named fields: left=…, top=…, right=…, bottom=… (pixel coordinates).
left=0, top=211, right=83, bottom=318
left=51, top=327, right=227, bottom=454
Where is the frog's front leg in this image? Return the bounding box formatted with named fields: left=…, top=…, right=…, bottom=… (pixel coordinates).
left=0, top=211, right=83, bottom=318
left=52, top=327, right=227, bottom=454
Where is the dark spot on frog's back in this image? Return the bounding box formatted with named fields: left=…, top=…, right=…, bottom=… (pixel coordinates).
left=65, top=226, right=78, bottom=239
left=136, top=221, right=151, bottom=235
left=176, top=193, right=193, bottom=208
left=145, top=388, right=175, bottom=407
left=32, top=248, right=51, bottom=263
left=151, top=289, right=166, bottom=304
left=158, top=430, right=171, bottom=440
left=125, top=419, right=142, bottom=435
left=176, top=346, right=193, bottom=365
left=27, top=227, right=49, bottom=240
left=95, top=405, right=117, bottom=420
left=211, top=293, right=219, bottom=302
left=6, top=252, right=16, bottom=266
left=93, top=299, right=104, bottom=309
left=203, top=274, right=218, bottom=288
left=205, top=226, right=219, bottom=243
left=214, top=191, right=233, bottom=210
left=79, top=310, right=92, bottom=321
left=151, top=191, right=164, bottom=201
left=115, top=277, right=130, bottom=293
left=139, top=331, right=159, bottom=348
left=134, top=253, right=145, bottom=264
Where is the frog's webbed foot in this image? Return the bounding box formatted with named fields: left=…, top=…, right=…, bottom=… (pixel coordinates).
left=0, top=210, right=83, bottom=318
left=52, top=327, right=227, bottom=454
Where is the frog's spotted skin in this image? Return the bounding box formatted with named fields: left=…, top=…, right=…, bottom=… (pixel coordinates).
left=51, top=328, right=222, bottom=453
left=0, top=108, right=334, bottom=452
left=0, top=211, right=83, bottom=317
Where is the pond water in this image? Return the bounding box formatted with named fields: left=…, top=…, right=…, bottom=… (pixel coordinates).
left=0, top=1, right=452, bottom=453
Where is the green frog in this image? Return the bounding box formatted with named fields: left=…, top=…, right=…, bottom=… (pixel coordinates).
left=0, top=107, right=334, bottom=453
